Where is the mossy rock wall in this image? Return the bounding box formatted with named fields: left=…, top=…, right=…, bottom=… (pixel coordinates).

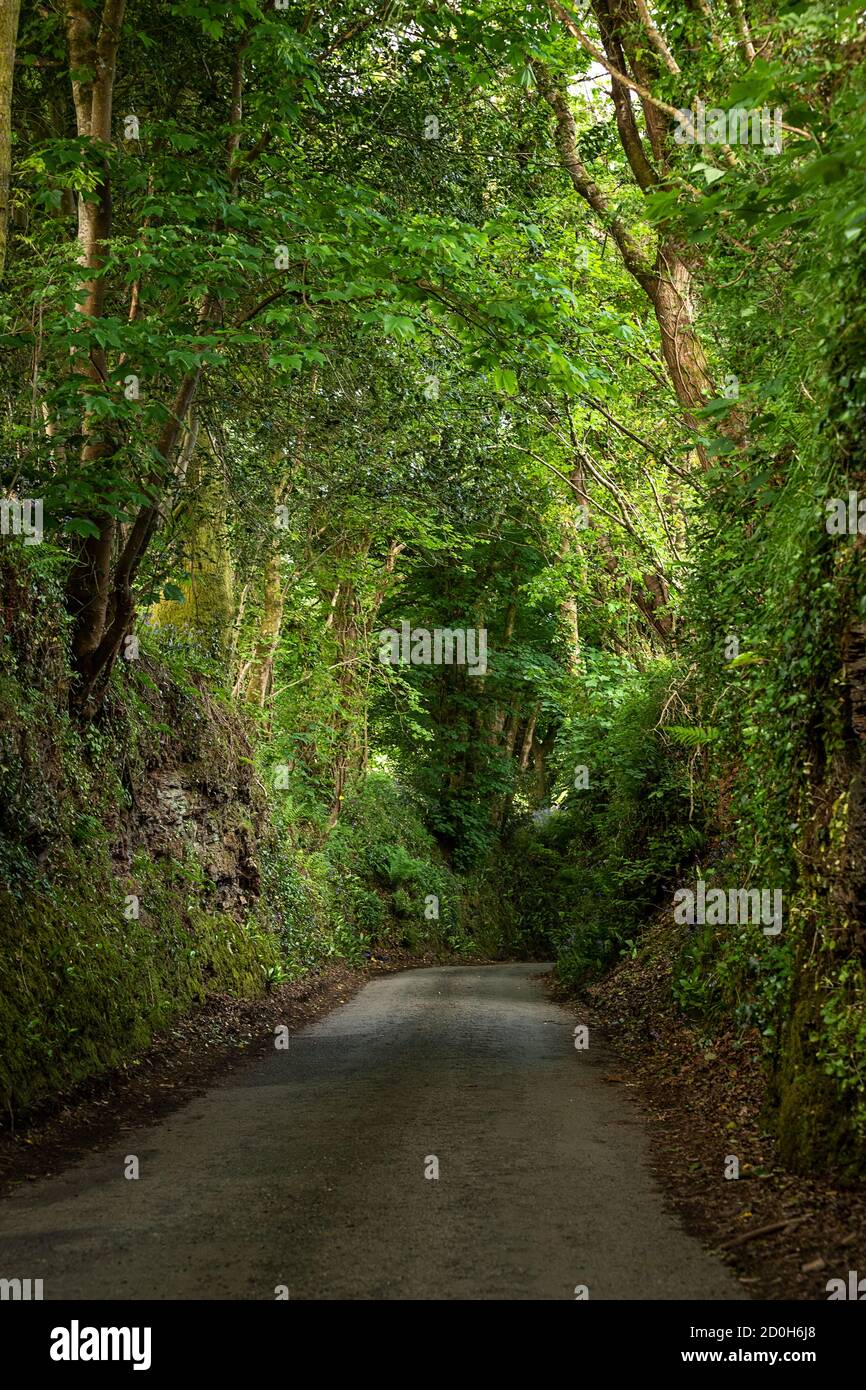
left=0, top=548, right=281, bottom=1114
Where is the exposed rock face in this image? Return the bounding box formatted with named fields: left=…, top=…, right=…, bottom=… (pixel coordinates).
left=118, top=767, right=262, bottom=916
left=0, top=548, right=267, bottom=920
left=107, top=671, right=266, bottom=918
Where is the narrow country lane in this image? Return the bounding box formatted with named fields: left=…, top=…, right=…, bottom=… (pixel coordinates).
left=0, top=965, right=741, bottom=1300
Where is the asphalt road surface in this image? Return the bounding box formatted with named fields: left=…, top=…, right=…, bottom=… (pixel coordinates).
left=0, top=963, right=741, bottom=1300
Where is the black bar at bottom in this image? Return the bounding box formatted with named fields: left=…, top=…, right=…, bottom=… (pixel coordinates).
left=2, top=1298, right=859, bottom=1376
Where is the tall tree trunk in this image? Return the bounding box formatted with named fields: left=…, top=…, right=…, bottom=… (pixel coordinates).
left=327, top=569, right=365, bottom=827
left=530, top=59, right=716, bottom=450
left=558, top=461, right=588, bottom=672
left=533, top=2, right=747, bottom=458
left=243, top=385, right=318, bottom=708
left=244, top=548, right=283, bottom=706
left=62, top=0, right=127, bottom=705
left=63, top=17, right=245, bottom=714
left=151, top=433, right=235, bottom=659
left=0, top=0, right=22, bottom=278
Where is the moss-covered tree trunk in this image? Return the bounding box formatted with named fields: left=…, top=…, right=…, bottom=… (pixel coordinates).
left=151, top=433, right=235, bottom=661
left=244, top=547, right=283, bottom=707
left=326, top=551, right=369, bottom=827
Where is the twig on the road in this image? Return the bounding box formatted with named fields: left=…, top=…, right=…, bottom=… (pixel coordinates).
left=719, top=1216, right=805, bottom=1250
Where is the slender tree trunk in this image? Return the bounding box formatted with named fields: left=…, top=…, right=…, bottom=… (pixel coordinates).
left=151, top=433, right=235, bottom=659
left=531, top=60, right=715, bottom=445
left=64, top=18, right=250, bottom=715
left=0, top=0, right=21, bottom=279
left=532, top=6, right=747, bottom=460
left=244, top=549, right=283, bottom=706
left=518, top=708, right=538, bottom=773
left=62, top=0, right=127, bottom=704
left=327, top=572, right=364, bottom=827
left=558, top=462, right=588, bottom=672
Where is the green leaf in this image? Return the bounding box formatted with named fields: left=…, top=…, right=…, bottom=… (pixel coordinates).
left=492, top=367, right=518, bottom=395
left=63, top=518, right=102, bottom=539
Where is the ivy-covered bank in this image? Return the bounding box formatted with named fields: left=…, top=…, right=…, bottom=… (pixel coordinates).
left=0, top=548, right=472, bottom=1116
left=497, top=530, right=866, bottom=1180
